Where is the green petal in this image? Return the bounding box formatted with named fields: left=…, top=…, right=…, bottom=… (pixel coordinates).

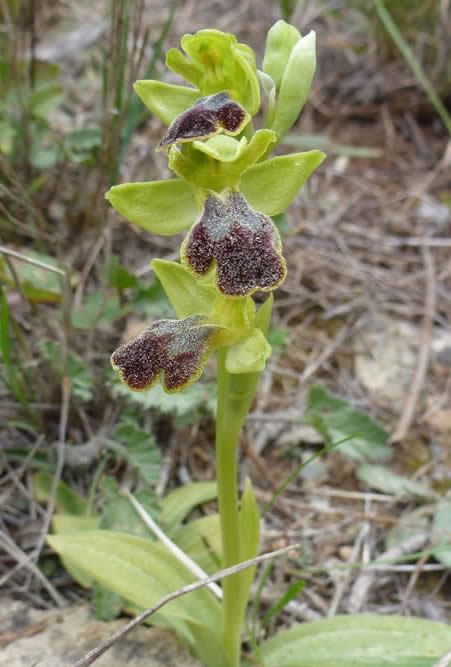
left=133, top=81, right=199, bottom=126
left=166, top=48, right=203, bottom=87
left=105, top=180, right=198, bottom=235
left=270, top=30, right=317, bottom=141
left=232, top=43, right=260, bottom=115
left=151, top=259, right=215, bottom=319
left=263, top=20, right=301, bottom=90
left=240, top=150, right=325, bottom=216
left=192, top=135, right=248, bottom=162
left=226, top=328, right=271, bottom=373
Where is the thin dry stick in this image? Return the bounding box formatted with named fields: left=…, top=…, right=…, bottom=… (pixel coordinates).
left=434, top=649, right=451, bottom=667
left=123, top=488, right=223, bottom=599
left=0, top=245, right=66, bottom=276
left=71, top=543, right=299, bottom=667
left=391, top=245, right=436, bottom=442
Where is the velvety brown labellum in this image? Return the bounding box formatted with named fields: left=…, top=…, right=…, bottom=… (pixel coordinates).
left=181, top=190, right=286, bottom=297
left=111, top=315, right=219, bottom=393
left=158, top=92, right=249, bottom=150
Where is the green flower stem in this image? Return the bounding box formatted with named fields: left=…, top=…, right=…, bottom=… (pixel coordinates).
left=216, top=347, right=261, bottom=667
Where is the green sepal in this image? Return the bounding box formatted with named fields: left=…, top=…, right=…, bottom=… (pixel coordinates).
left=151, top=259, right=215, bottom=319
left=133, top=80, right=200, bottom=126
left=170, top=130, right=276, bottom=191
left=231, top=43, right=260, bottom=115
left=240, top=149, right=325, bottom=216
left=167, top=29, right=260, bottom=114
left=105, top=180, right=198, bottom=235
left=270, top=30, right=317, bottom=141
left=263, top=20, right=301, bottom=90
left=226, top=328, right=271, bottom=374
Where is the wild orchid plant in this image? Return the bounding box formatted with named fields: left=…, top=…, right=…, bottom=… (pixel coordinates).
left=105, top=20, right=323, bottom=667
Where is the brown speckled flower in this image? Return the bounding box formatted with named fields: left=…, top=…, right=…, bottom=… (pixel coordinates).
left=111, top=315, right=221, bottom=393
left=181, top=190, right=286, bottom=297
left=157, top=92, right=249, bottom=151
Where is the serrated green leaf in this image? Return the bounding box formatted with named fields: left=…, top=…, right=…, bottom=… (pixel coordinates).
left=100, top=478, right=160, bottom=538
left=106, top=180, right=199, bottom=235
left=432, top=496, right=451, bottom=566
left=39, top=339, right=94, bottom=401
left=47, top=530, right=221, bottom=630
left=151, top=259, right=215, bottom=319
left=240, top=150, right=325, bottom=216
left=134, top=80, right=200, bottom=125
left=110, top=376, right=216, bottom=418
left=356, top=464, right=435, bottom=499
left=305, top=385, right=392, bottom=462
left=111, top=419, right=160, bottom=487
left=161, top=481, right=218, bottom=531
left=248, top=614, right=451, bottom=667
left=32, top=471, right=90, bottom=516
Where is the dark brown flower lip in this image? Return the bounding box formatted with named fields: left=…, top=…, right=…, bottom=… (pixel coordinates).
left=111, top=315, right=220, bottom=393
left=157, top=91, right=250, bottom=151
left=181, top=190, right=287, bottom=297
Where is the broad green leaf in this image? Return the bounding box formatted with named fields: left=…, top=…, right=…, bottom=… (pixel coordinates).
left=51, top=514, right=99, bottom=589
left=249, top=614, right=451, bottom=667
left=47, top=530, right=221, bottom=630
left=92, top=584, right=123, bottom=622
left=187, top=622, right=229, bottom=667
left=108, top=255, right=138, bottom=290
left=240, top=150, right=325, bottom=216
left=356, top=464, right=435, bottom=499
left=171, top=514, right=222, bottom=574
left=305, top=385, right=392, bottom=462
left=151, top=259, right=215, bottom=319
left=263, top=20, right=301, bottom=90
left=134, top=80, right=199, bottom=125
left=52, top=515, right=99, bottom=534
left=226, top=328, right=271, bottom=374
left=32, top=471, right=90, bottom=516
left=160, top=481, right=218, bottom=531
left=111, top=419, right=161, bottom=487
left=432, top=496, right=451, bottom=566
left=270, top=31, right=317, bottom=141
left=106, top=180, right=199, bottom=235
left=39, top=339, right=94, bottom=401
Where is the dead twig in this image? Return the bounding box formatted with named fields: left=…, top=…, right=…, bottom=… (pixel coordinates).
left=391, top=245, right=436, bottom=442
left=71, top=542, right=299, bottom=667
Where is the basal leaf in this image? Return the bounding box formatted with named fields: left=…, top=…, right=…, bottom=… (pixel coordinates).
left=250, top=614, right=451, bottom=667
left=161, top=481, right=218, bottom=531
left=32, top=471, right=90, bottom=516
